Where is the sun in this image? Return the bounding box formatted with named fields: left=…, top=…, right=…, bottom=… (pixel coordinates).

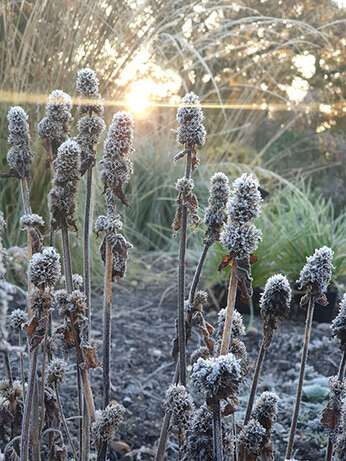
left=125, top=80, right=153, bottom=117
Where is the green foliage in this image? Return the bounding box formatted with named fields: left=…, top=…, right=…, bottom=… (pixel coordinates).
left=302, top=376, right=329, bottom=403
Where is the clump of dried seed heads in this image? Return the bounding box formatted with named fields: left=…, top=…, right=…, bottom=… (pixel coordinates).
left=298, top=246, right=334, bottom=293
left=204, top=172, right=230, bottom=246
left=47, top=358, right=69, bottom=386
left=29, top=247, right=61, bottom=288
left=92, top=402, right=125, bottom=443
left=9, top=309, right=28, bottom=329
left=164, top=384, right=195, bottom=430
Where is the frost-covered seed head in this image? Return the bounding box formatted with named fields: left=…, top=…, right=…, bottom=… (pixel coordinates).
left=6, top=146, right=33, bottom=179
left=60, top=274, right=83, bottom=291
left=298, top=246, right=334, bottom=292
left=194, top=291, right=208, bottom=308
left=0, top=379, right=23, bottom=401
left=7, top=106, right=30, bottom=146
left=47, top=358, right=68, bottom=386
left=175, top=177, right=194, bottom=196
left=76, top=115, right=106, bottom=148
left=227, top=174, right=262, bottom=225
left=217, top=308, right=246, bottom=338
left=67, top=290, right=87, bottom=315
left=238, top=419, right=267, bottom=456
left=38, top=116, right=67, bottom=145
left=176, top=92, right=206, bottom=146
left=92, top=403, right=125, bottom=442
left=20, top=214, right=44, bottom=229
left=54, top=289, right=68, bottom=314
left=95, top=215, right=123, bottom=235
left=29, top=247, right=61, bottom=288
left=190, top=346, right=211, bottom=366
left=252, top=392, right=279, bottom=429
left=30, top=288, right=53, bottom=313
left=329, top=375, right=346, bottom=396
left=191, top=353, right=241, bottom=400
left=220, top=221, right=262, bottom=259
left=100, top=111, right=134, bottom=196
left=9, top=309, right=28, bottom=329
left=46, top=90, right=72, bottom=122
left=164, top=384, right=194, bottom=430
left=229, top=338, right=248, bottom=375
left=260, top=274, right=291, bottom=324
left=208, top=173, right=230, bottom=208
left=77, top=68, right=100, bottom=97
left=49, top=140, right=81, bottom=230
left=331, top=294, right=346, bottom=350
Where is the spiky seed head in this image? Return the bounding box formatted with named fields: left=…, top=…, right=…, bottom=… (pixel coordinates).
left=260, top=274, right=291, bottom=324
left=220, top=221, right=262, bottom=259
left=331, top=294, right=346, bottom=350
left=95, top=214, right=123, bottom=235
left=0, top=379, right=23, bottom=401
left=20, top=214, right=45, bottom=229
left=217, top=308, right=246, bottom=338
left=60, top=274, right=83, bottom=291
left=7, top=106, right=30, bottom=146
left=9, top=309, right=28, bottom=329
left=76, top=68, right=100, bottom=97
left=252, top=392, right=279, bottom=430
left=298, top=246, right=334, bottom=292
left=49, top=140, right=81, bottom=230
left=176, top=92, right=206, bottom=146
left=164, top=384, right=194, bottom=430
left=238, top=419, right=267, bottom=456
left=46, top=90, right=72, bottom=122
left=92, top=402, right=125, bottom=442
left=227, top=174, right=262, bottom=225
left=29, top=247, right=61, bottom=288
left=47, top=358, right=68, bottom=386
left=208, top=172, right=230, bottom=207
left=38, top=116, right=67, bottom=145
left=229, top=338, right=248, bottom=375
left=30, top=287, right=53, bottom=313
left=76, top=115, right=106, bottom=148
left=175, top=177, right=194, bottom=195
left=191, top=353, right=242, bottom=400
left=54, top=289, right=69, bottom=314
left=6, top=147, right=33, bottom=179
left=67, top=290, right=87, bottom=315
left=329, top=375, right=346, bottom=396
left=190, top=346, right=211, bottom=366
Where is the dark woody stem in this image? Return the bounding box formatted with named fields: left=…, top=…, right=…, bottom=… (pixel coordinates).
left=155, top=243, right=210, bottom=461
left=55, top=383, right=79, bottom=461
left=212, top=401, right=223, bottom=461
left=285, top=295, right=315, bottom=459
left=98, top=235, right=113, bottom=461
left=324, top=349, right=346, bottom=461
left=220, top=260, right=237, bottom=356
left=244, top=340, right=267, bottom=425
left=178, top=148, right=192, bottom=387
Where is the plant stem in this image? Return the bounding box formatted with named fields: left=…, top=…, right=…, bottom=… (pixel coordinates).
left=20, top=178, right=33, bottom=318
left=55, top=383, right=79, bottom=461
left=19, top=332, right=26, bottom=399
left=4, top=351, right=13, bottom=385
left=243, top=341, right=267, bottom=425
left=32, top=377, right=41, bottom=461
left=39, top=332, right=48, bottom=436
left=187, top=243, right=209, bottom=305
left=177, top=149, right=192, bottom=386
left=324, top=349, right=346, bottom=461
left=155, top=243, right=210, bottom=461
left=285, top=296, right=315, bottom=460
left=220, top=261, right=237, bottom=356
left=212, top=401, right=223, bottom=461
left=61, top=224, right=95, bottom=420
left=20, top=346, right=39, bottom=461
left=98, top=237, right=113, bottom=461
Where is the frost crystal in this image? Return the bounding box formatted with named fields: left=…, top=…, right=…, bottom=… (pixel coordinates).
left=177, top=92, right=206, bottom=146
left=191, top=353, right=241, bottom=400
left=164, top=384, right=194, bottom=430
left=204, top=172, right=229, bottom=246
left=227, top=174, right=262, bottom=225
left=6, top=106, right=33, bottom=178
left=48, top=140, right=81, bottom=230
left=47, top=358, right=68, bottom=386
left=29, top=247, right=61, bottom=288
left=238, top=419, right=267, bottom=456
left=331, top=293, right=346, bottom=350
left=298, top=246, right=334, bottom=292
left=220, top=221, right=262, bottom=259
left=92, top=402, right=125, bottom=442
left=9, top=309, right=28, bottom=329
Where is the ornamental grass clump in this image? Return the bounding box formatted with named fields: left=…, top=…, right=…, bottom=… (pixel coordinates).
left=285, top=246, right=334, bottom=459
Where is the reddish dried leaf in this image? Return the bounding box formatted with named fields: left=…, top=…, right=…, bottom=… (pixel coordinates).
left=236, top=256, right=253, bottom=303
left=222, top=403, right=236, bottom=416
left=321, top=396, right=341, bottom=432
left=218, top=254, right=233, bottom=272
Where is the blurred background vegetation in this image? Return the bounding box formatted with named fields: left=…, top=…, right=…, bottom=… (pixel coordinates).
left=0, top=0, right=345, bottom=290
